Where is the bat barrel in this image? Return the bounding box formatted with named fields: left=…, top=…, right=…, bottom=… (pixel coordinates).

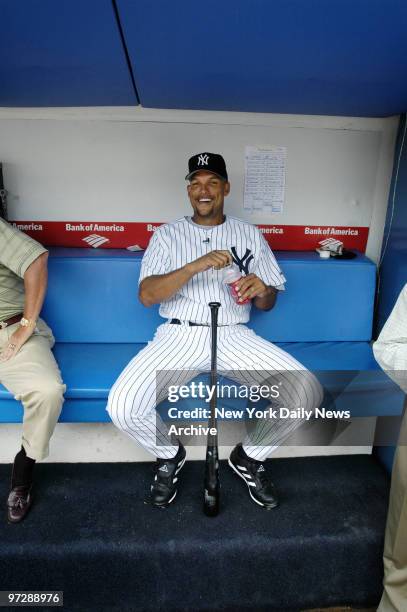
left=203, top=302, right=221, bottom=517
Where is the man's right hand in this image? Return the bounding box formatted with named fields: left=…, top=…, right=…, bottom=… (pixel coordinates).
left=139, top=250, right=233, bottom=307
left=188, top=250, right=233, bottom=274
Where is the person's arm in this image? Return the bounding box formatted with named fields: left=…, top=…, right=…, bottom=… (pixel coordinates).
left=139, top=264, right=196, bottom=307
left=254, top=285, right=278, bottom=310
left=233, top=231, right=284, bottom=311
left=139, top=250, right=232, bottom=307
left=373, top=285, right=407, bottom=393
left=0, top=252, right=48, bottom=362
left=231, top=232, right=285, bottom=310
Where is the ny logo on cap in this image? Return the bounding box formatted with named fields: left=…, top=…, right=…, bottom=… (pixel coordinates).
left=197, top=154, right=209, bottom=166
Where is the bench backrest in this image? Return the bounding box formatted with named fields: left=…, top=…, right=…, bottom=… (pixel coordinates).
left=41, top=248, right=376, bottom=343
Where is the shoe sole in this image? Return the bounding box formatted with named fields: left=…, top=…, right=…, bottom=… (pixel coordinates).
left=149, top=489, right=177, bottom=509
left=228, top=458, right=278, bottom=510
left=149, top=455, right=186, bottom=509
left=6, top=500, right=33, bottom=523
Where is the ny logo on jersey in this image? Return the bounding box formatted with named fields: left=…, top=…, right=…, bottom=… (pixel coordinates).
left=231, top=247, right=254, bottom=275
left=197, top=154, right=209, bottom=166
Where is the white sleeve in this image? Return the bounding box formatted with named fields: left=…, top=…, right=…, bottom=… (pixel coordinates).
left=373, top=284, right=407, bottom=392
left=138, top=229, right=171, bottom=286
left=253, top=232, right=286, bottom=290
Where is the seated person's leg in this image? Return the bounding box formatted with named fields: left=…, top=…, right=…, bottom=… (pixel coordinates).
left=0, top=320, right=65, bottom=522
left=378, top=409, right=407, bottom=612
left=218, top=326, right=323, bottom=508
left=107, top=323, right=211, bottom=507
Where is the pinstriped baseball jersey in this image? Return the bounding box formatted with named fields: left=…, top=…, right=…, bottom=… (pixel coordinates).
left=138, top=215, right=286, bottom=325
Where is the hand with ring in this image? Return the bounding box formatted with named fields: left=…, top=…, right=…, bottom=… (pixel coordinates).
left=0, top=325, right=33, bottom=362
left=0, top=342, right=17, bottom=363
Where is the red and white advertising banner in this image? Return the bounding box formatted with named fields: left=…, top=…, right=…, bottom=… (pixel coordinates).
left=10, top=221, right=369, bottom=252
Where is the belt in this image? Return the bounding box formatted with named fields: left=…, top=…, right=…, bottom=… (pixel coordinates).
left=0, top=313, right=23, bottom=330
left=170, top=318, right=209, bottom=327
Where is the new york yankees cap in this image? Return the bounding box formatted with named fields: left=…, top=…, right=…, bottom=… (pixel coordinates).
left=185, top=152, right=228, bottom=181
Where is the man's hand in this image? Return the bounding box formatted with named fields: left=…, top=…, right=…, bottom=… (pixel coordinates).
left=188, top=250, right=233, bottom=274
left=0, top=325, right=34, bottom=362
left=234, top=273, right=278, bottom=311
left=234, top=273, right=268, bottom=301
left=140, top=250, right=232, bottom=307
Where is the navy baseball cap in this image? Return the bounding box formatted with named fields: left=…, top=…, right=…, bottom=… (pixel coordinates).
left=185, top=152, right=228, bottom=181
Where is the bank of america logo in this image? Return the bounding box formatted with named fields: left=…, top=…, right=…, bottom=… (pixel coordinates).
left=82, top=234, right=110, bottom=248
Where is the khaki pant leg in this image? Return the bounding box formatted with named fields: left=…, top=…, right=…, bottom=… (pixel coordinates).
left=378, top=408, right=407, bottom=612
left=0, top=319, right=65, bottom=461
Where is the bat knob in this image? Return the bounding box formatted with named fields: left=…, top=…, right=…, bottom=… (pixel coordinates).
left=208, top=302, right=221, bottom=309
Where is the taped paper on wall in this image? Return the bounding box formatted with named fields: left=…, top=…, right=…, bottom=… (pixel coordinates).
left=244, top=146, right=286, bottom=213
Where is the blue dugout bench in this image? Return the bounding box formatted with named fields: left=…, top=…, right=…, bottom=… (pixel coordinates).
left=0, top=248, right=404, bottom=456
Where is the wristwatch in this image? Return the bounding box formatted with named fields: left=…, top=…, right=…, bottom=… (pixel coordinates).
left=20, top=317, right=36, bottom=328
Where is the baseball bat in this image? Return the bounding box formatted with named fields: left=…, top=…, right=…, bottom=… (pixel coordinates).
left=203, top=301, right=221, bottom=517
left=0, top=163, right=7, bottom=220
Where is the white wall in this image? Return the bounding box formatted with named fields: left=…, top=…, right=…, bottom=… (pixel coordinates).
left=0, top=107, right=399, bottom=262
left=0, top=423, right=375, bottom=464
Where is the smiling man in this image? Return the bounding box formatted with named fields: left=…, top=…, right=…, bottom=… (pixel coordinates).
left=107, top=152, right=322, bottom=509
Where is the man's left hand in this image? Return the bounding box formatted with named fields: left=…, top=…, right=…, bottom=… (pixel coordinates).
left=0, top=326, right=34, bottom=363
left=235, top=273, right=269, bottom=302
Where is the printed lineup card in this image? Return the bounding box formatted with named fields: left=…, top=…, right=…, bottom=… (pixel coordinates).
left=243, top=146, right=287, bottom=213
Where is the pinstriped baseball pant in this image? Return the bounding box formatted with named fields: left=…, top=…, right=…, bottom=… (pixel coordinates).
left=107, top=322, right=323, bottom=461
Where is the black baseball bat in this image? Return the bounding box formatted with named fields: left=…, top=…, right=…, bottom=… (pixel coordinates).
left=203, top=301, right=221, bottom=517
left=0, top=163, right=7, bottom=220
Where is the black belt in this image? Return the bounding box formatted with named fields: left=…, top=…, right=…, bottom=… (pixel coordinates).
left=0, top=313, right=23, bottom=329
left=170, top=319, right=209, bottom=327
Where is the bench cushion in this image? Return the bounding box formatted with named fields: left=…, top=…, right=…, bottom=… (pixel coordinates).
left=1, top=341, right=404, bottom=421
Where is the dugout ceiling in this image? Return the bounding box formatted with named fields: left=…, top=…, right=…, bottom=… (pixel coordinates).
left=1, top=0, right=407, bottom=116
